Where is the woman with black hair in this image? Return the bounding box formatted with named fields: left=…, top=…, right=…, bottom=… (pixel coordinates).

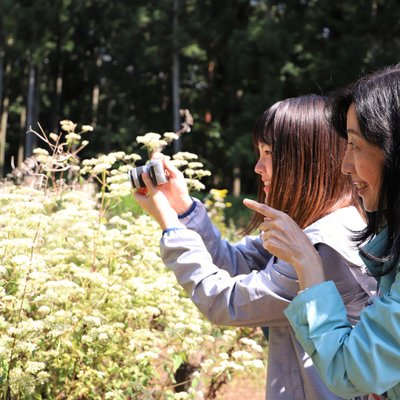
left=245, top=65, right=400, bottom=399
left=134, top=95, right=375, bottom=400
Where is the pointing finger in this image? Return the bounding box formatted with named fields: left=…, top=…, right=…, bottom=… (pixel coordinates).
left=243, top=198, right=280, bottom=219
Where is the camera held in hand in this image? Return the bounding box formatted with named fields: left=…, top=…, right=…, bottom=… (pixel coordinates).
left=128, top=160, right=168, bottom=189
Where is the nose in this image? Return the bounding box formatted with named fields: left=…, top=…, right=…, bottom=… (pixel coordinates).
left=341, top=147, right=354, bottom=176
left=254, top=158, right=263, bottom=175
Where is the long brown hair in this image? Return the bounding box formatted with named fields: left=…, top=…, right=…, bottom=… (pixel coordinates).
left=244, top=95, right=360, bottom=234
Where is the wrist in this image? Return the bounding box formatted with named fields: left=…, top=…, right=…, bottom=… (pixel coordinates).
left=160, top=215, right=183, bottom=231
left=294, top=251, right=325, bottom=290
left=177, top=197, right=196, bottom=218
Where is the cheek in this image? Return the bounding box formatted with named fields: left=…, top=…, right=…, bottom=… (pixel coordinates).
left=362, top=159, right=383, bottom=188
left=266, top=159, right=273, bottom=177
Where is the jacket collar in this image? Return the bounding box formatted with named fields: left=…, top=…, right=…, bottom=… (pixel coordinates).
left=360, top=227, right=388, bottom=275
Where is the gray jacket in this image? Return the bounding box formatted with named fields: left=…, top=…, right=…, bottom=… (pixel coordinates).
left=160, top=199, right=376, bottom=400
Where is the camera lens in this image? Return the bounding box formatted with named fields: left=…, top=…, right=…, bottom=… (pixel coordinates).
left=128, top=166, right=146, bottom=188
left=128, top=161, right=167, bottom=189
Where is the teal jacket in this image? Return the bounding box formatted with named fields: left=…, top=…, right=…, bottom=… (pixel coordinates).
left=285, top=228, right=400, bottom=399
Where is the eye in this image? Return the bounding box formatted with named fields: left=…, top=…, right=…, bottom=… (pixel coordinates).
left=257, top=143, right=273, bottom=157
left=347, top=141, right=359, bottom=150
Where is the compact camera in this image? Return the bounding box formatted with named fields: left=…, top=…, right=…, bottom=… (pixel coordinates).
left=128, top=160, right=168, bottom=189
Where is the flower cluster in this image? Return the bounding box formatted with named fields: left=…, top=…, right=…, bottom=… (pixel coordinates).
left=0, top=123, right=266, bottom=399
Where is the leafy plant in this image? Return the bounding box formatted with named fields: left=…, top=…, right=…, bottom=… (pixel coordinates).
left=0, top=123, right=266, bottom=399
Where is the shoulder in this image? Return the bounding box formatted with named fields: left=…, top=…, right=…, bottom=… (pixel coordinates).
left=304, top=206, right=366, bottom=267
left=315, top=243, right=354, bottom=278
left=305, top=206, right=365, bottom=240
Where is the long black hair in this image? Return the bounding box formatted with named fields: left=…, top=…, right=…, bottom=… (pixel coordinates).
left=329, top=64, right=400, bottom=274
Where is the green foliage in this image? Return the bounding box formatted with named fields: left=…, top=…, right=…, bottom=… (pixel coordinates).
left=0, top=123, right=266, bottom=399
left=224, top=193, right=257, bottom=232
left=3, top=0, right=400, bottom=195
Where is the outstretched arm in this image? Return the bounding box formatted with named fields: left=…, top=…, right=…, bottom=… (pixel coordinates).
left=134, top=155, right=270, bottom=275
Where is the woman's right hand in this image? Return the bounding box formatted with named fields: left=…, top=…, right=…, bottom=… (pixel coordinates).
left=243, top=198, right=325, bottom=290
left=151, top=153, right=193, bottom=215
left=133, top=168, right=182, bottom=231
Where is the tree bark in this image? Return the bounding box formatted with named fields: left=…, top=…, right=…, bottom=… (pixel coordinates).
left=0, top=96, right=9, bottom=176
left=25, top=63, right=37, bottom=159
left=172, top=0, right=181, bottom=154
left=91, top=53, right=103, bottom=128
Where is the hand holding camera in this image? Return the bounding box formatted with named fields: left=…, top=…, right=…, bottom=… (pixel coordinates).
left=128, top=159, right=168, bottom=189
left=130, top=155, right=193, bottom=223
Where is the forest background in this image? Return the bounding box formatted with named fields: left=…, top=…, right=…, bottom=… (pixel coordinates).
left=2, top=0, right=400, bottom=214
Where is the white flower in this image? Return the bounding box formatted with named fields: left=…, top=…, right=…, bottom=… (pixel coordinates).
left=92, top=163, right=112, bottom=174
left=187, top=162, right=203, bottom=169
left=136, top=132, right=161, bottom=143
left=124, top=153, right=142, bottom=161
left=49, top=133, right=60, bottom=142
left=247, top=359, right=265, bottom=369
left=33, top=148, right=49, bottom=156
left=83, top=316, right=102, bottom=327
left=173, top=152, right=198, bottom=160
left=135, top=351, right=159, bottom=361
left=37, top=306, right=51, bottom=315
left=60, top=120, right=77, bottom=132
left=65, top=133, right=81, bottom=141
left=186, top=179, right=205, bottom=191
left=81, top=125, right=93, bottom=132
left=200, top=358, right=214, bottom=368
left=232, top=350, right=253, bottom=360
left=163, top=131, right=179, bottom=142
left=25, top=361, right=46, bottom=374
left=98, top=332, right=109, bottom=341
left=108, top=151, right=125, bottom=160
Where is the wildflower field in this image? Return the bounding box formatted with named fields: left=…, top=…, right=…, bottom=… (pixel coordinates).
left=0, top=123, right=266, bottom=399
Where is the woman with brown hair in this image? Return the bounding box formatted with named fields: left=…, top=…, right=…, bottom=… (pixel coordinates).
left=134, top=95, right=375, bottom=400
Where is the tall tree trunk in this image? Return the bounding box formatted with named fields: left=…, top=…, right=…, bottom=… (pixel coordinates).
left=0, top=49, right=3, bottom=115
left=91, top=54, right=102, bottom=128
left=50, top=0, right=63, bottom=132
left=172, top=0, right=181, bottom=154
left=105, top=98, right=116, bottom=154
left=50, top=56, right=63, bottom=132
left=0, top=60, right=11, bottom=176
left=0, top=51, right=5, bottom=176
left=0, top=96, right=9, bottom=176
left=233, top=166, right=241, bottom=197
left=18, top=108, right=26, bottom=167
left=25, top=63, right=37, bottom=159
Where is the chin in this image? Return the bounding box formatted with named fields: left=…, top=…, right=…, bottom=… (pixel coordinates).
left=362, top=201, right=379, bottom=213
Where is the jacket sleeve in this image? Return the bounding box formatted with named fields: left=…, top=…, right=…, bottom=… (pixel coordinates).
left=160, top=229, right=369, bottom=328
left=177, top=198, right=271, bottom=275
left=160, top=228, right=289, bottom=326
left=284, top=272, right=400, bottom=398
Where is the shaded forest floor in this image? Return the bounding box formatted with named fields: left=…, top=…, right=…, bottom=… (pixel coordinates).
left=216, top=368, right=266, bottom=400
